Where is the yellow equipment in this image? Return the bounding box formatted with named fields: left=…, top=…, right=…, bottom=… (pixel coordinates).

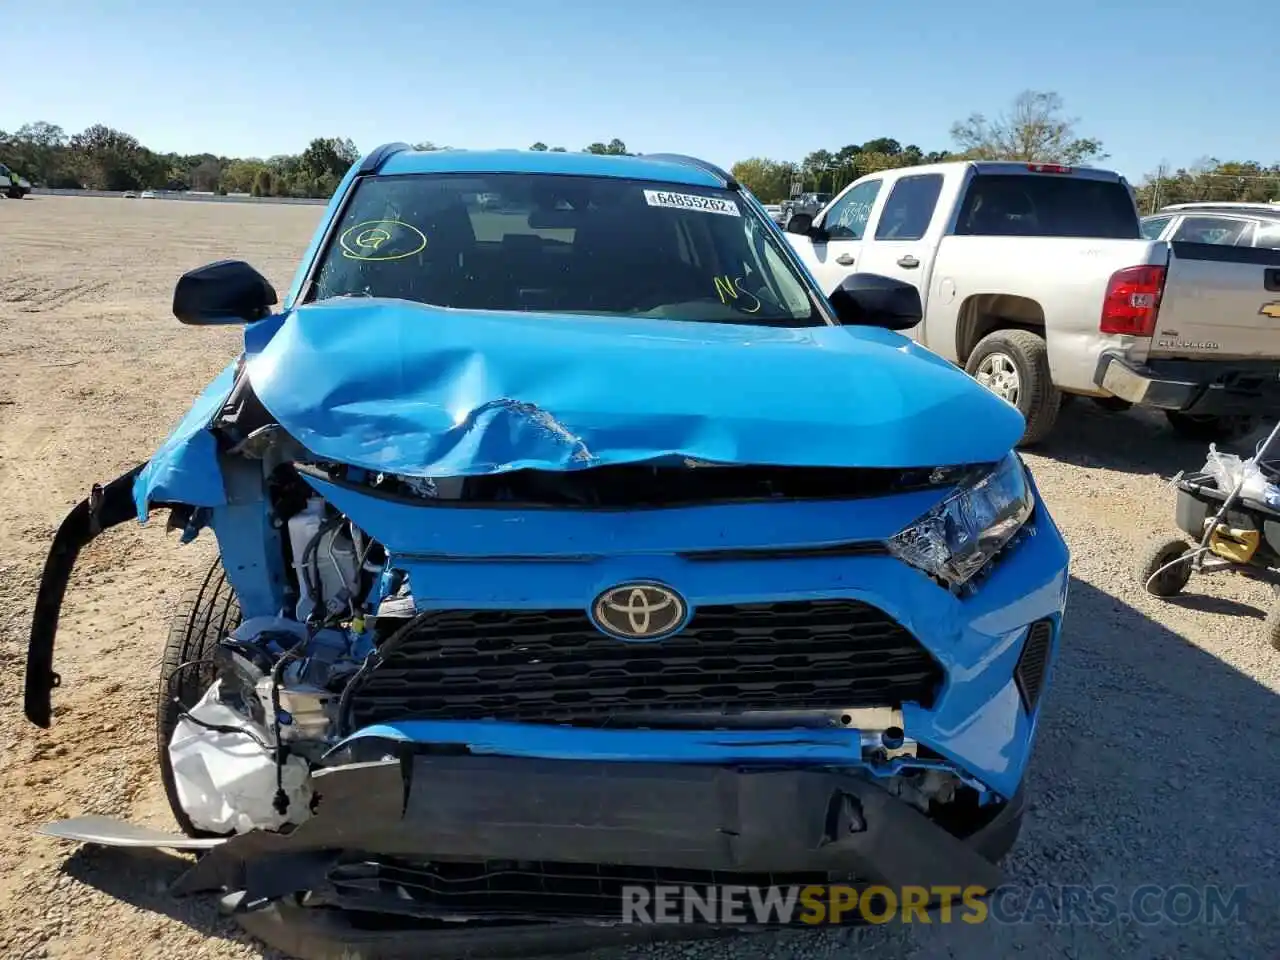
left=1207, top=524, right=1262, bottom=564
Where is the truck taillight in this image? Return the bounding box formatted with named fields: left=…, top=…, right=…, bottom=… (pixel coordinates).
left=1100, top=264, right=1165, bottom=337
left=1027, top=163, right=1073, bottom=174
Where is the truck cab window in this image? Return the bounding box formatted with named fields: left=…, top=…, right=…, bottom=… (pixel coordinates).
left=954, top=174, right=1139, bottom=239
left=874, top=174, right=944, bottom=241
left=822, top=180, right=882, bottom=240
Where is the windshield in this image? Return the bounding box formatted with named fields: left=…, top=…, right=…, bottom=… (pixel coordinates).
left=307, top=173, right=825, bottom=326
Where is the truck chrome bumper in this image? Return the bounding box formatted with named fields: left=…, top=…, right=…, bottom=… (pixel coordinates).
left=1096, top=353, right=1280, bottom=415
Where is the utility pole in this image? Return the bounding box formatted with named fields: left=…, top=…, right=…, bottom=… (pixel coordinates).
left=1150, top=162, right=1166, bottom=214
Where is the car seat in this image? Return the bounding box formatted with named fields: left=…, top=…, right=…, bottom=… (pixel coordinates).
left=569, top=199, right=705, bottom=312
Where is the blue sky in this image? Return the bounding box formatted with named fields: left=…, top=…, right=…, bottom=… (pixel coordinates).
left=3, top=0, right=1274, bottom=183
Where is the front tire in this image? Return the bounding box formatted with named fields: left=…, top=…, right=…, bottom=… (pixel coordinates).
left=1164, top=411, right=1257, bottom=444
left=157, top=557, right=242, bottom=837
left=965, top=329, right=1061, bottom=447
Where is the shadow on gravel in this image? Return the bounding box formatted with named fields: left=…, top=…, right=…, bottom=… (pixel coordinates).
left=1167, top=593, right=1266, bottom=619
left=58, top=845, right=281, bottom=957
left=1037, top=402, right=1209, bottom=477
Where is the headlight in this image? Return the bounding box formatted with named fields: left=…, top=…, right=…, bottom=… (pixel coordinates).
left=887, top=453, right=1035, bottom=588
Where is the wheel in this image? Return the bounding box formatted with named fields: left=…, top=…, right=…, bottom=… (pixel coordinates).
left=157, top=556, right=242, bottom=837
left=1091, top=395, right=1133, bottom=412
left=965, top=329, right=1061, bottom=447
left=1137, top=535, right=1194, bottom=598
left=1266, top=604, right=1280, bottom=652
left=1164, top=411, right=1257, bottom=443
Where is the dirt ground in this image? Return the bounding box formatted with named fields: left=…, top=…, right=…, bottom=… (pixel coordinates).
left=0, top=195, right=1277, bottom=960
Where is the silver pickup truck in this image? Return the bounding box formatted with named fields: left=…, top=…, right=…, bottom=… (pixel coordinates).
left=784, top=161, right=1280, bottom=444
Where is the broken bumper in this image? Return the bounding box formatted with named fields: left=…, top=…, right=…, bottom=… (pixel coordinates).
left=1097, top=352, right=1280, bottom=415
left=165, top=754, right=1021, bottom=953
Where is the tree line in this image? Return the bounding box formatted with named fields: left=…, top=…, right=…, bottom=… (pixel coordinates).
left=2, top=91, right=1276, bottom=208
left=731, top=91, right=1278, bottom=209
left=0, top=125, right=634, bottom=198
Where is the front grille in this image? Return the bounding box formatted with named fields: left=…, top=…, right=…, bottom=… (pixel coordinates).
left=1014, top=619, right=1054, bottom=713
left=350, top=599, right=943, bottom=728
left=325, top=858, right=846, bottom=923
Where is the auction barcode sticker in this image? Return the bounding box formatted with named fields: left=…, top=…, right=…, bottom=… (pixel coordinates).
left=643, top=190, right=741, bottom=217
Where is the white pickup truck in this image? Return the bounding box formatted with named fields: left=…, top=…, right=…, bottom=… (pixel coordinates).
left=783, top=160, right=1280, bottom=445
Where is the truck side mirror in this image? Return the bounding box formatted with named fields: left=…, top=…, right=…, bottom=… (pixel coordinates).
left=785, top=213, right=815, bottom=235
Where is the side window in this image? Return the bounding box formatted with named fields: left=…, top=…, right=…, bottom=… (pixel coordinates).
left=1254, top=222, right=1280, bottom=250
left=1171, top=216, right=1248, bottom=245
left=1140, top=216, right=1172, bottom=240
left=822, top=180, right=882, bottom=241
left=874, top=174, right=945, bottom=241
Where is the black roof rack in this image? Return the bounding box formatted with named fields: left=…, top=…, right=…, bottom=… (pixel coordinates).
left=358, top=142, right=412, bottom=176
left=642, top=153, right=739, bottom=190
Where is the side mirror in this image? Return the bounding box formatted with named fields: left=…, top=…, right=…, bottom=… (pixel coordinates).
left=829, top=273, right=922, bottom=331
left=785, top=212, right=815, bottom=235
left=173, top=260, right=277, bottom=326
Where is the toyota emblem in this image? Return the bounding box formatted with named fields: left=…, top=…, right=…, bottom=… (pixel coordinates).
left=591, top=582, right=688, bottom=641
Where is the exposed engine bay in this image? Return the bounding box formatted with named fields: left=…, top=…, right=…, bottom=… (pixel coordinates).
left=24, top=368, right=1000, bottom=848
left=168, top=492, right=981, bottom=836
left=156, top=405, right=986, bottom=836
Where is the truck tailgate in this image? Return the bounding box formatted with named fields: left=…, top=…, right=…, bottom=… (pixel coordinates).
left=1150, top=242, right=1280, bottom=361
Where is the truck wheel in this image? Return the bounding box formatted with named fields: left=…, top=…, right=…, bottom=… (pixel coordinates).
left=1137, top=535, right=1194, bottom=597
left=965, top=329, right=1061, bottom=447
left=1164, top=412, right=1256, bottom=444
left=156, top=557, right=242, bottom=837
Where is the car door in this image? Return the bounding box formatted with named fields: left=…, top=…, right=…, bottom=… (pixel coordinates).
left=786, top=178, right=884, bottom=294
left=853, top=173, right=946, bottom=341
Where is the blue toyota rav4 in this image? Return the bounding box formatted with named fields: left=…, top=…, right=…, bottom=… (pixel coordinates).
left=24, top=146, right=1068, bottom=955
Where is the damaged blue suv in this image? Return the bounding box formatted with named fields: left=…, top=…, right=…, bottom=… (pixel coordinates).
left=24, top=146, right=1068, bottom=955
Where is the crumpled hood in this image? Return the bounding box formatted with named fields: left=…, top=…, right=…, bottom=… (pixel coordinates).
left=244, top=299, right=1024, bottom=475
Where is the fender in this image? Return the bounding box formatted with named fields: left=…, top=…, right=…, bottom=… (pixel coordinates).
left=25, top=360, right=243, bottom=728
left=133, top=359, right=240, bottom=518
left=25, top=465, right=150, bottom=727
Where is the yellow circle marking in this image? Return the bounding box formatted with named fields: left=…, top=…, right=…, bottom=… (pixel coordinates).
left=339, top=219, right=428, bottom=261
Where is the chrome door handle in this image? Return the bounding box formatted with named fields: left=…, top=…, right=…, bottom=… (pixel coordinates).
left=897, top=255, right=920, bottom=269
left=835, top=253, right=856, bottom=266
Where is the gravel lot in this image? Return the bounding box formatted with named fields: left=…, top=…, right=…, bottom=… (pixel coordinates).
left=0, top=195, right=1277, bottom=960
